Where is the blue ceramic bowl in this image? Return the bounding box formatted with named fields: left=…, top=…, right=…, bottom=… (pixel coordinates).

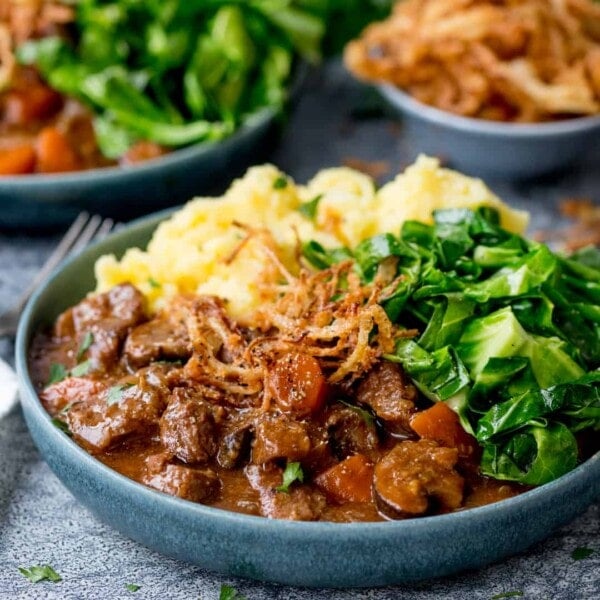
left=379, top=84, right=600, bottom=180
left=0, top=109, right=278, bottom=230
left=15, top=212, right=600, bottom=588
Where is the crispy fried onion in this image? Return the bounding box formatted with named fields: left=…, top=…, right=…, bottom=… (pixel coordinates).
left=345, top=0, right=600, bottom=122
left=182, top=257, right=416, bottom=411
left=252, top=260, right=410, bottom=385
left=0, top=0, right=74, bottom=89
left=1, top=0, right=74, bottom=45
left=181, top=225, right=418, bottom=408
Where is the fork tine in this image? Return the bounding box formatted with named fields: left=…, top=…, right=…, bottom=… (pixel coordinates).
left=2, top=212, right=116, bottom=337
left=69, top=213, right=103, bottom=255
left=14, top=212, right=92, bottom=312
left=95, top=217, right=115, bottom=241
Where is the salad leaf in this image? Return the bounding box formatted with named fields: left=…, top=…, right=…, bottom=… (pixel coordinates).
left=480, top=422, right=578, bottom=485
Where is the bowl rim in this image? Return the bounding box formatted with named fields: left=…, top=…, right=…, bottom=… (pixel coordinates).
left=379, top=83, right=600, bottom=137
left=14, top=210, right=600, bottom=537
left=0, top=106, right=276, bottom=188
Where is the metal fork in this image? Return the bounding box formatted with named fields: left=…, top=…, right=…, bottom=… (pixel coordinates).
left=0, top=212, right=115, bottom=337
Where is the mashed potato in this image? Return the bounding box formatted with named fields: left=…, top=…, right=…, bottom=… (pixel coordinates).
left=95, top=156, right=528, bottom=322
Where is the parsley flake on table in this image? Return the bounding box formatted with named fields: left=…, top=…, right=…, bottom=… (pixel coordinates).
left=125, top=583, right=141, bottom=592
left=490, top=592, right=524, bottom=599
left=219, top=584, right=246, bottom=600
left=46, top=363, right=68, bottom=386
left=298, top=194, right=323, bottom=220
left=571, top=547, right=594, bottom=560
left=76, top=331, right=94, bottom=360
left=276, top=461, right=304, bottom=493
left=18, top=565, right=62, bottom=583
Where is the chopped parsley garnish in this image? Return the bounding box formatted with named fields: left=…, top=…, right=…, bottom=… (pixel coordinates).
left=490, top=592, right=524, bottom=599
left=18, top=565, right=62, bottom=583
left=276, top=461, right=304, bottom=493
left=46, top=359, right=94, bottom=388
left=148, top=277, right=161, bottom=289
left=107, top=384, right=134, bottom=406
left=571, top=547, right=594, bottom=561
left=51, top=418, right=72, bottom=437
left=298, top=194, right=323, bottom=220
left=337, top=398, right=375, bottom=426
left=219, top=584, right=246, bottom=600
left=70, top=359, right=93, bottom=377
left=125, top=583, right=141, bottom=592
left=273, top=176, right=288, bottom=190
left=59, top=402, right=74, bottom=415
left=47, top=363, right=68, bottom=386
left=76, top=332, right=94, bottom=361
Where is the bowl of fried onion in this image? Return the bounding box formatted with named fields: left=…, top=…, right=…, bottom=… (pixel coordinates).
left=345, top=0, right=600, bottom=179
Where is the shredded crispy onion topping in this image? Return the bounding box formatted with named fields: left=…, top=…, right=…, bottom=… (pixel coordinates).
left=182, top=238, right=417, bottom=411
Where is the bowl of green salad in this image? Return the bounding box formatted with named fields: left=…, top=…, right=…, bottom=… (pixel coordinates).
left=0, top=0, right=394, bottom=229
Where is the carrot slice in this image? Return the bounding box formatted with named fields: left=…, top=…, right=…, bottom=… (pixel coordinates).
left=36, top=127, right=80, bottom=173
left=315, top=454, right=374, bottom=503
left=0, top=145, right=36, bottom=175
left=269, top=352, right=328, bottom=416
left=410, top=402, right=478, bottom=460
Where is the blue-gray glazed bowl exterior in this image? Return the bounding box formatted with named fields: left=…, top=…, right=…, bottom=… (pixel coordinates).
left=379, top=84, right=600, bottom=180
left=15, top=213, right=600, bottom=588
left=0, top=109, right=277, bottom=230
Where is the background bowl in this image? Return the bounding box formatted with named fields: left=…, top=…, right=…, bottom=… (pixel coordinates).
left=0, top=108, right=278, bottom=231
left=15, top=212, right=600, bottom=588
left=379, top=84, right=600, bottom=180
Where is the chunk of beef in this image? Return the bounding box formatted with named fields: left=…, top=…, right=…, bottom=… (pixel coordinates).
left=123, top=315, right=191, bottom=369
left=143, top=452, right=219, bottom=502
left=356, top=361, right=417, bottom=434
left=245, top=463, right=325, bottom=521
left=159, top=388, right=222, bottom=464
left=373, top=440, right=464, bottom=519
left=70, top=284, right=146, bottom=369
left=217, top=420, right=254, bottom=469
left=251, top=416, right=311, bottom=464
left=40, top=376, right=106, bottom=415
left=54, top=307, right=75, bottom=338
left=66, top=364, right=170, bottom=450
left=325, top=405, right=379, bottom=460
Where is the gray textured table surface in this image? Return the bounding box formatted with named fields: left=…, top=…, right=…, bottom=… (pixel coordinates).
left=1, top=61, right=599, bottom=600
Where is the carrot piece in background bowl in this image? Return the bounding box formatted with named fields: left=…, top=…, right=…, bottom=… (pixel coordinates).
left=0, top=145, right=36, bottom=175
left=36, top=127, right=80, bottom=173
